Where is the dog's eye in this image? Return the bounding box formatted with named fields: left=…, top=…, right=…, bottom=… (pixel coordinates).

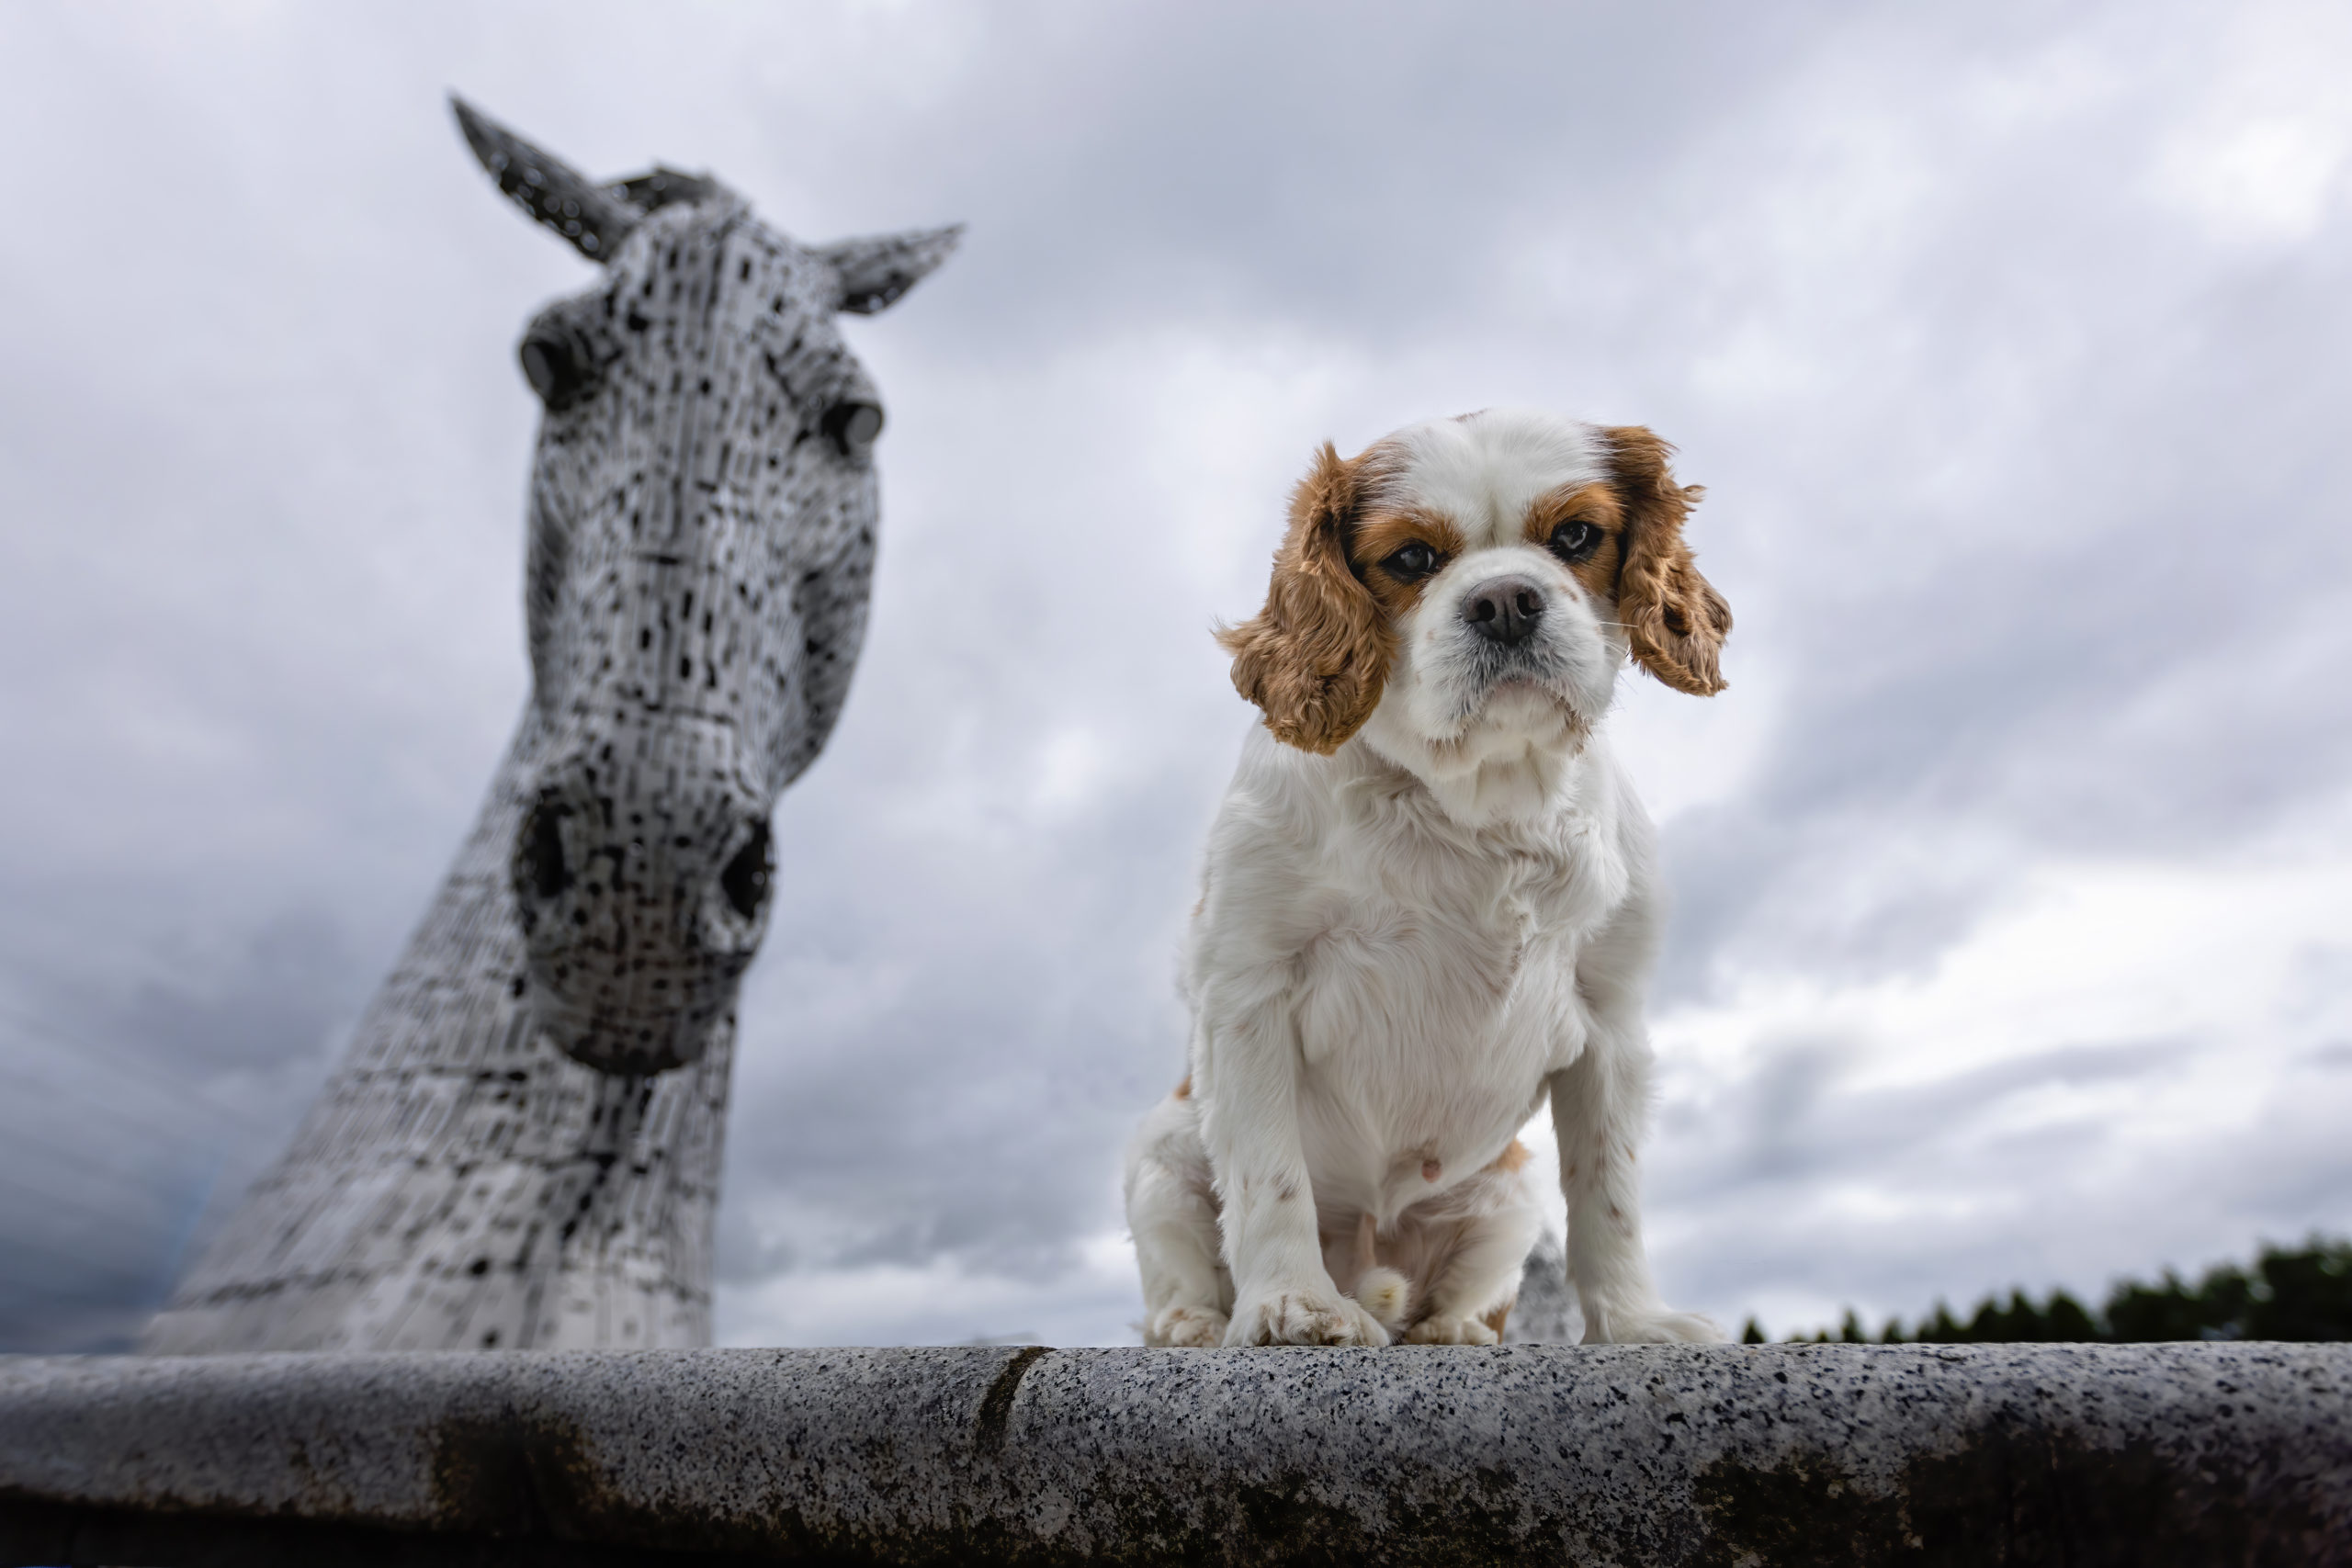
left=1548, top=520, right=1601, bottom=561
left=1382, top=542, right=1442, bottom=580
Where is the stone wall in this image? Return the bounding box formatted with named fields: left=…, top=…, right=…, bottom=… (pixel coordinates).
left=4, top=1344, right=2346, bottom=1564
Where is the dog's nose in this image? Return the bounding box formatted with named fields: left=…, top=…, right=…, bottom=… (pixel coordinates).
left=1462, top=576, right=1546, bottom=646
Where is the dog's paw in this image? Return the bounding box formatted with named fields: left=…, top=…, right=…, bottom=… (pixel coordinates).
left=1588, top=1306, right=1724, bottom=1344
left=1145, top=1305, right=1230, bottom=1348
left=1225, top=1286, right=1392, bottom=1347
left=1403, top=1313, right=1500, bottom=1346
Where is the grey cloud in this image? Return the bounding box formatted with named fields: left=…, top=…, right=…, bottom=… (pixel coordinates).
left=674, top=2, right=1857, bottom=354
left=1646, top=1032, right=2348, bottom=1332
left=1658, top=378, right=2352, bottom=995
left=0, top=916, right=350, bottom=1350
left=1657, top=1036, right=2192, bottom=1203
left=73, top=913, right=360, bottom=1072
left=714, top=776, right=1204, bottom=1283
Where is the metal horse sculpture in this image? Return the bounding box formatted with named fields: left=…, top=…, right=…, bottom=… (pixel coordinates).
left=141, top=101, right=957, bottom=1352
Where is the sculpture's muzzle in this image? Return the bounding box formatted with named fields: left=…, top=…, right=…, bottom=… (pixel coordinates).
left=511, top=751, right=774, bottom=1074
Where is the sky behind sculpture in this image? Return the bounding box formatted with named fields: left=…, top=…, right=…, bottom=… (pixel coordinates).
left=2, top=0, right=2349, bottom=1351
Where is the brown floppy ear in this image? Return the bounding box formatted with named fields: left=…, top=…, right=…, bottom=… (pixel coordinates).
left=1603, top=425, right=1731, bottom=696
left=1216, top=442, right=1391, bottom=753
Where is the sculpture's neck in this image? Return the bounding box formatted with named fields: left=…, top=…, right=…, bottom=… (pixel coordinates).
left=141, top=708, right=736, bottom=1353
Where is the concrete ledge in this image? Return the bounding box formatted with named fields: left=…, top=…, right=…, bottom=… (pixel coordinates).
left=3, top=1344, right=2346, bottom=1565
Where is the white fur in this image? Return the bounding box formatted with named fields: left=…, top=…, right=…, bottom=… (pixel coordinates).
left=1124, top=409, right=1722, bottom=1348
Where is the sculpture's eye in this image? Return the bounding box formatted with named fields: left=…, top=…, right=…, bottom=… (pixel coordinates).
left=1382, top=541, right=1442, bottom=581
left=720, top=821, right=773, bottom=920
left=518, top=322, right=597, bottom=412
left=1548, top=520, right=1601, bottom=562
left=822, top=400, right=885, bottom=457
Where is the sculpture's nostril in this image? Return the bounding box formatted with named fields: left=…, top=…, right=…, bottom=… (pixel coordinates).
left=525, top=805, right=572, bottom=899
left=720, top=820, right=773, bottom=919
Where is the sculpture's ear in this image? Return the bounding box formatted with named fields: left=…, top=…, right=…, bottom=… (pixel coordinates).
left=613, top=166, right=721, bottom=214
left=1216, top=443, right=1391, bottom=754
left=450, top=96, right=641, bottom=262
left=814, top=225, right=965, bottom=315
left=1602, top=425, right=1730, bottom=695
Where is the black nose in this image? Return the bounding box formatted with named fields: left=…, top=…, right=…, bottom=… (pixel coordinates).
left=1463, top=576, right=1546, bottom=646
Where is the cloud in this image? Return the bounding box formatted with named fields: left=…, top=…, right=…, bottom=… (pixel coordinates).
left=0, top=922, right=347, bottom=1350
left=1645, top=821, right=2352, bottom=1333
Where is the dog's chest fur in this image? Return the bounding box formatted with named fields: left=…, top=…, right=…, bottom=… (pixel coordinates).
left=1210, top=736, right=1635, bottom=1222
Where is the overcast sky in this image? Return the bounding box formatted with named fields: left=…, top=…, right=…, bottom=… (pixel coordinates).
left=3, top=0, right=2349, bottom=1352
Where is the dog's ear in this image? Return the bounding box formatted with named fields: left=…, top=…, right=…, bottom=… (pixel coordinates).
left=1603, top=425, right=1730, bottom=696
left=1217, top=442, right=1392, bottom=753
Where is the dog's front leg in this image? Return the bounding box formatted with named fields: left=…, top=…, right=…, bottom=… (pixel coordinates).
left=1198, top=993, right=1389, bottom=1348
left=1547, top=1040, right=1722, bottom=1345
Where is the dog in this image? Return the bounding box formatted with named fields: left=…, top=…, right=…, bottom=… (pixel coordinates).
left=1124, top=409, right=1730, bottom=1347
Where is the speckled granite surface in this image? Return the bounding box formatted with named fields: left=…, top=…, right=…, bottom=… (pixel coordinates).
left=3, top=1344, right=2346, bottom=1564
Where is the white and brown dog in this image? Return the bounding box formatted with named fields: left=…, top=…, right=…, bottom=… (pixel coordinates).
left=1124, top=409, right=1731, bottom=1348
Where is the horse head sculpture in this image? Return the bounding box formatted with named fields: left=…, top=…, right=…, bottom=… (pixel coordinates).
left=141, top=103, right=956, bottom=1353
left=457, top=100, right=957, bottom=1075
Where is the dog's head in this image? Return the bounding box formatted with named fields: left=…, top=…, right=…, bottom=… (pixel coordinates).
left=1220, top=410, right=1728, bottom=806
